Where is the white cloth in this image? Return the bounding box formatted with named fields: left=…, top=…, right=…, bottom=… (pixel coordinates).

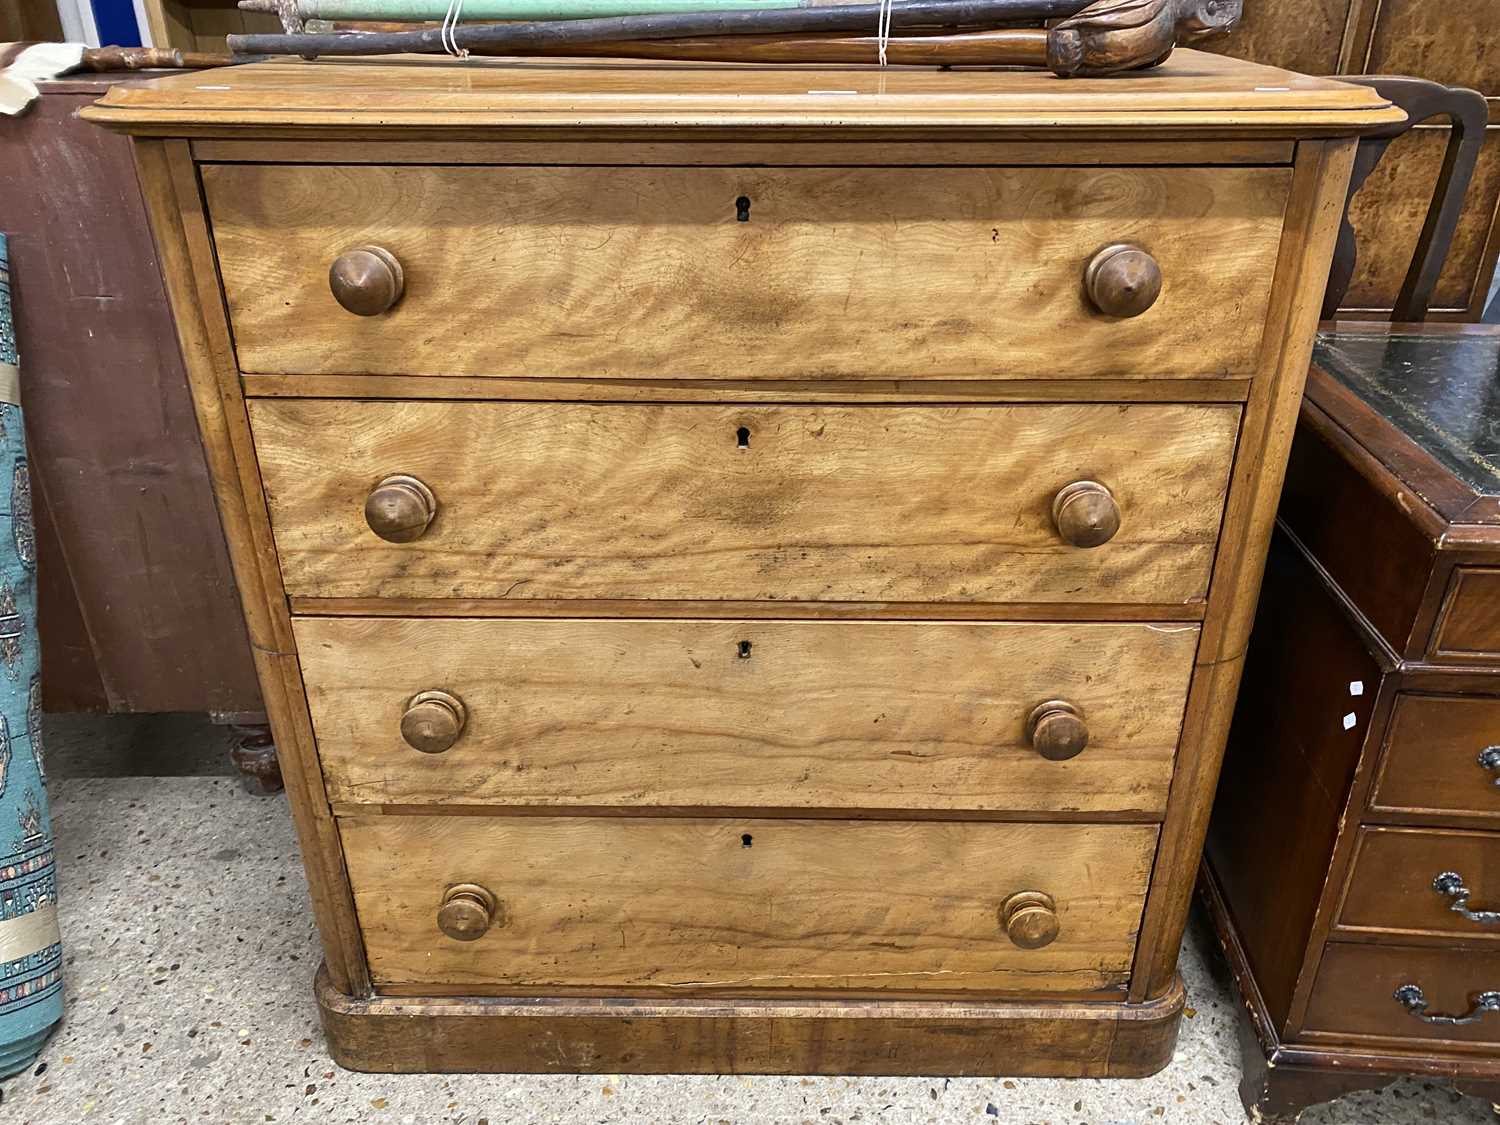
left=0, top=42, right=87, bottom=117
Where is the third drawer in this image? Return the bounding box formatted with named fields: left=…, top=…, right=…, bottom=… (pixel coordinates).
left=1337, top=826, right=1500, bottom=942
left=300, top=615, right=1198, bottom=815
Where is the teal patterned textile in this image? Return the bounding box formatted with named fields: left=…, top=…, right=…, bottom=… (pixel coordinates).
left=0, top=233, right=61, bottom=1079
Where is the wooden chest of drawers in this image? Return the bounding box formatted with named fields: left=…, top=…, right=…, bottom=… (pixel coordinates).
left=83, top=52, right=1398, bottom=1075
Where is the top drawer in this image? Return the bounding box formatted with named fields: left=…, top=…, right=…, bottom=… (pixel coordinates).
left=203, top=164, right=1289, bottom=380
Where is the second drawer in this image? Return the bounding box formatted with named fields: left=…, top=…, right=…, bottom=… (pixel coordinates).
left=250, top=400, right=1240, bottom=604
left=301, top=616, right=1197, bottom=814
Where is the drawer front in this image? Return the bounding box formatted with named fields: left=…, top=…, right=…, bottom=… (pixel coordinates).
left=340, top=815, right=1157, bottom=993
left=1431, top=569, right=1500, bottom=663
left=1369, top=695, right=1500, bottom=824
left=299, top=616, right=1197, bottom=814
left=205, top=163, right=1288, bottom=379
left=250, top=400, right=1239, bottom=603
left=1339, top=827, right=1500, bottom=942
left=1304, top=942, right=1500, bottom=1047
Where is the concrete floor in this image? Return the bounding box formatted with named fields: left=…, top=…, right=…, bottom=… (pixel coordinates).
left=1, top=715, right=1496, bottom=1124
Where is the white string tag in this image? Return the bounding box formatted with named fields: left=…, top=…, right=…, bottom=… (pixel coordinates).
left=441, top=0, right=469, bottom=58
left=876, top=0, right=895, bottom=66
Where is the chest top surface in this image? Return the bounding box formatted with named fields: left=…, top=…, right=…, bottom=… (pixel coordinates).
left=82, top=49, right=1400, bottom=137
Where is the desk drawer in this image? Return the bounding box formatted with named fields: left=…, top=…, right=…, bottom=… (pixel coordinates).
left=1305, top=943, right=1500, bottom=1048
left=299, top=616, right=1197, bottom=815
left=1369, top=695, right=1500, bottom=824
left=205, top=163, right=1288, bottom=380
left=250, top=400, right=1239, bottom=604
left=340, top=815, right=1157, bottom=994
left=1338, top=827, right=1500, bottom=942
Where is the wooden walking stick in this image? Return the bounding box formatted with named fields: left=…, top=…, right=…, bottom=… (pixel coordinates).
left=461, top=0, right=1238, bottom=73
left=229, top=0, right=1093, bottom=56
left=227, top=0, right=1241, bottom=76
left=77, top=46, right=233, bottom=70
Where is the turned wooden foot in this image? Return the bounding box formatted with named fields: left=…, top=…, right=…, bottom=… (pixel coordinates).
left=227, top=721, right=284, bottom=795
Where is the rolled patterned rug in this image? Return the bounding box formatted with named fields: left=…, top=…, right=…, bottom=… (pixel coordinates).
left=0, top=232, right=60, bottom=1079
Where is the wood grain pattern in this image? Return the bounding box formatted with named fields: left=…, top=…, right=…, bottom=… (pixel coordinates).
left=1199, top=0, right=1352, bottom=76
left=249, top=399, right=1240, bottom=603
left=1369, top=695, right=1500, bottom=825
left=1337, top=827, right=1500, bottom=943
left=1432, top=568, right=1500, bottom=661
left=340, top=815, right=1157, bottom=993
left=297, top=616, right=1197, bottom=814
left=315, top=963, right=1186, bottom=1075
left=1303, top=942, right=1500, bottom=1048
left=1363, top=0, right=1500, bottom=95
left=205, top=163, right=1290, bottom=379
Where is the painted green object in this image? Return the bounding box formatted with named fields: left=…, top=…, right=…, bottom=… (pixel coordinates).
left=292, top=0, right=806, bottom=19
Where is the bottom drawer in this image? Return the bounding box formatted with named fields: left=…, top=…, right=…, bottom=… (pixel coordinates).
left=1304, top=943, right=1500, bottom=1048
left=342, top=816, right=1157, bottom=996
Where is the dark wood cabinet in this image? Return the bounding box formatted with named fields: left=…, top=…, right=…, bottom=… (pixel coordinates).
left=1204, top=325, right=1500, bottom=1119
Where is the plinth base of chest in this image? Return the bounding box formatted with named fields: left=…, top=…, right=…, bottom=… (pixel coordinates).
left=314, top=965, right=1185, bottom=1076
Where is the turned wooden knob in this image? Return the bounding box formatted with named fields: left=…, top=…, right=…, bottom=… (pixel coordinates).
left=1026, top=700, right=1089, bottom=761
left=364, top=473, right=436, bottom=543
left=1085, top=243, right=1162, bottom=318
left=401, top=690, right=467, bottom=754
left=1052, top=480, right=1120, bottom=548
left=329, top=245, right=404, bottom=316
left=1001, top=890, right=1060, bottom=950
left=437, top=883, right=499, bottom=942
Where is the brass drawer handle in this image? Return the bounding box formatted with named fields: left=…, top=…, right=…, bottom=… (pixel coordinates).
left=1084, top=243, right=1162, bottom=319
left=1052, top=480, right=1120, bottom=548
left=1026, top=700, right=1089, bottom=761
left=437, top=883, right=502, bottom=942
left=1000, top=890, right=1059, bottom=950
left=1394, top=984, right=1500, bottom=1026
left=401, top=689, right=467, bottom=754
left=1433, top=871, right=1500, bottom=924
left=329, top=245, right=404, bottom=316
left=365, top=473, right=437, bottom=543
left=1479, top=746, right=1500, bottom=786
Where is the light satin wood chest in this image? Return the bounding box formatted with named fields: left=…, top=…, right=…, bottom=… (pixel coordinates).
left=84, top=53, right=1399, bottom=1075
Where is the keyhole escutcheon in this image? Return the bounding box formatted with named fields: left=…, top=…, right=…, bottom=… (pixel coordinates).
left=736, top=195, right=751, bottom=222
